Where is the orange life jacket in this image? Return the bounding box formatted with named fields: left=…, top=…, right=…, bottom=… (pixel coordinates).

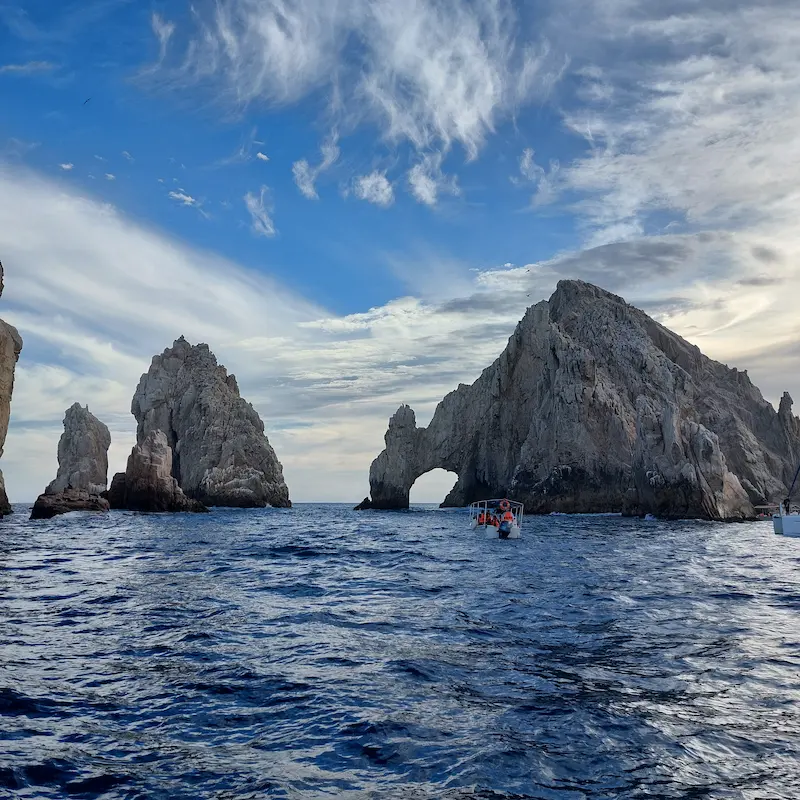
left=502, top=510, right=514, bottom=522
left=478, top=512, right=486, bottom=524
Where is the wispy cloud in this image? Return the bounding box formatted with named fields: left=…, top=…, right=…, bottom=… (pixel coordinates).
left=244, top=186, right=276, bottom=237
left=354, top=171, right=394, bottom=207
left=256, top=152, right=269, bottom=162
left=160, top=1, right=556, bottom=161
left=59, top=163, right=73, bottom=171
left=0, top=60, right=56, bottom=75
left=151, top=12, right=174, bottom=64
left=168, top=190, right=199, bottom=207
left=408, top=152, right=460, bottom=206
left=292, top=133, right=339, bottom=199
left=105, top=173, right=116, bottom=181
left=513, top=147, right=559, bottom=207
left=122, top=151, right=134, bottom=162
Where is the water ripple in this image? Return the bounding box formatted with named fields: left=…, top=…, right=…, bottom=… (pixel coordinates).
left=1, top=504, right=800, bottom=798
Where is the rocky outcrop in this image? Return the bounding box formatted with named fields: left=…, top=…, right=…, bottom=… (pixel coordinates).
left=30, top=403, right=112, bottom=520
left=0, top=261, right=22, bottom=516
left=106, top=430, right=207, bottom=513
left=47, top=404, right=111, bottom=494
left=129, top=337, right=290, bottom=508
left=31, top=489, right=110, bottom=520
left=359, top=280, right=800, bottom=521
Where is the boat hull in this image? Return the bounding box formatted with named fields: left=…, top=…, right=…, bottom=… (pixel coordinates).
left=774, top=513, right=800, bottom=537
left=471, top=519, right=521, bottom=539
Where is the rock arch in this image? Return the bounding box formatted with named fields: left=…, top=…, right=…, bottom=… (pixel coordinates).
left=356, top=280, right=800, bottom=520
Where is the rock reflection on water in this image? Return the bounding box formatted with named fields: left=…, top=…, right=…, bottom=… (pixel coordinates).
left=2, top=504, right=800, bottom=798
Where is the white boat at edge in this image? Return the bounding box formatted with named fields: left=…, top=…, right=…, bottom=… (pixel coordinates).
left=469, top=499, right=523, bottom=539
left=774, top=507, right=800, bottom=537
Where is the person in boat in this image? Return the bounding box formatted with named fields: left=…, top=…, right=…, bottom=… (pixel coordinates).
left=477, top=510, right=487, bottom=525
left=498, top=499, right=515, bottom=524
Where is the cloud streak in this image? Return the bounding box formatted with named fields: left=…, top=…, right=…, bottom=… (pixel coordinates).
left=0, top=61, right=56, bottom=74
left=244, top=186, right=276, bottom=236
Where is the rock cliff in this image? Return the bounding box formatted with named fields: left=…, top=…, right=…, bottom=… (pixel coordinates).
left=31, top=403, right=112, bottom=520
left=358, top=280, right=800, bottom=521
left=130, top=337, right=290, bottom=508
left=0, top=261, right=22, bottom=516
left=106, top=430, right=207, bottom=513
left=47, top=404, right=111, bottom=494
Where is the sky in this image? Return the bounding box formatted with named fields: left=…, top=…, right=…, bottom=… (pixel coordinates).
left=1, top=0, right=800, bottom=504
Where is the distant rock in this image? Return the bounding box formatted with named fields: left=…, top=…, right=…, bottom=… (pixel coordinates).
left=0, top=261, right=23, bottom=517
left=106, top=430, right=207, bottom=513
left=130, top=336, right=290, bottom=508
left=359, top=280, right=800, bottom=521
left=47, top=403, right=111, bottom=495
left=30, top=489, right=110, bottom=521
left=30, top=403, right=112, bottom=521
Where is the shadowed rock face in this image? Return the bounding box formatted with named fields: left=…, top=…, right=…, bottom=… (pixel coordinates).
left=30, top=403, right=112, bottom=521
left=131, top=337, right=290, bottom=508
left=0, top=261, right=22, bottom=516
left=106, top=430, right=207, bottom=513
left=46, top=404, right=111, bottom=495
left=360, top=280, right=800, bottom=521
left=31, top=489, right=110, bottom=521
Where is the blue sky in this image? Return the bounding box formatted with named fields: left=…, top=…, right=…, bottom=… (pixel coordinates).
left=2, top=0, right=799, bottom=503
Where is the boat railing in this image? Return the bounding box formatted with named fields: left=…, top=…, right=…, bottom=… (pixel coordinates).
left=468, top=499, right=524, bottom=527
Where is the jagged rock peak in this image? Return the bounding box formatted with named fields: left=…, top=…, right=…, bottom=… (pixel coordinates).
left=0, top=260, right=22, bottom=517
left=47, top=403, right=111, bottom=495
left=131, top=337, right=290, bottom=508
left=359, top=280, right=800, bottom=521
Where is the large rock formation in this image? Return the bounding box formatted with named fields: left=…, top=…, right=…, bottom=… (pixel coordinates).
left=128, top=337, right=290, bottom=508
left=106, top=430, right=207, bottom=513
left=47, top=403, right=111, bottom=494
left=0, top=261, right=22, bottom=516
left=31, top=403, right=112, bottom=520
left=358, top=280, right=800, bottom=521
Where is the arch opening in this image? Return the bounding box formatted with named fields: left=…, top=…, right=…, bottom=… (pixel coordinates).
left=409, top=468, right=458, bottom=506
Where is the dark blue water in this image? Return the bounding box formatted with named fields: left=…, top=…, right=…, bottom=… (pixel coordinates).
left=2, top=504, right=800, bottom=799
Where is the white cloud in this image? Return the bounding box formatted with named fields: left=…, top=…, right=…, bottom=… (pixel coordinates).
left=151, top=12, right=175, bottom=64
left=59, top=163, right=73, bottom=171
left=168, top=190, right=199, bottom=207
left=543, top=2, right=800, bottom=247
left=514, top=147, right=560, bottom=208
left=244, top=186, right=276, bottom=237
left=162, top=1, right=556, bottom=160
left=256, top=152, right=269, bottom=162
left=105, top=173, right=116, bottom=181
left=408, top=152, right=460, bottom=206
left=122, top=151, right=134, bottom=162
left=354, top=171, right=394, bottom=207
left=94, top=155, right=106, bottom=162
left=292, top=133, right=339, bottom=199
left=0, top=61, right=56, bottom=75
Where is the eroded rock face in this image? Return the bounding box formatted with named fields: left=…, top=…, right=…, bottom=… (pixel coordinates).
left=0, top=261, right=23, bottom=516
left=106, top=430, right=207, bottom=513
left=47, top=403, right=111, bottom=495
left=31, top=489, right=110, bottom=520
left=360, top=280, right=800, bottom=521
left=131, top=337, right=290, bottom=508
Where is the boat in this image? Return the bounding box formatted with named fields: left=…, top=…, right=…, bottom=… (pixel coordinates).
left=773, top=461, right=800, bottom=537
left=469, top=499, right=523, bottom=539
left=774, top=501, right=800, bottom=537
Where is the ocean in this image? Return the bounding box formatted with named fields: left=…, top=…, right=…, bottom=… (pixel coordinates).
left=1, top=504, right=799, bottom=799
